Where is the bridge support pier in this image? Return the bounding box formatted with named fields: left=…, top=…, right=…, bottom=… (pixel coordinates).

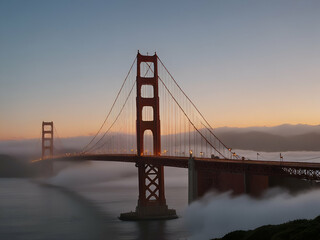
left=188, top=153, right=198, bottom=204
left=197, top=170, right=269, bottom=198
left=120, top=204, right=177, bottom=221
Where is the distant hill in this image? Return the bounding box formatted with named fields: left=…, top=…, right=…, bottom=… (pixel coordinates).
left=215, top=124, right=320, bottom=136
left=211, top=124, right=320, bottom=151
left=217, top=132, right=320, bottom=152
left=1, top=124, right=320, bottom=155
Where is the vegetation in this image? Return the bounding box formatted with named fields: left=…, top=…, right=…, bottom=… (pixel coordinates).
left=213, top=216, right=320, bottom=240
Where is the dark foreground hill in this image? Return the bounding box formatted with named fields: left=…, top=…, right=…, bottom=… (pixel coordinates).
left=0, top=154, right=30, bottom=177
left=213, top=215, right=320, bottom=240
left=0, top=154, right=40, bottom=177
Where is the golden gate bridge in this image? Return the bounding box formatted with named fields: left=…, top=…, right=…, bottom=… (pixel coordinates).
left=33, top=52, right=320, bottom=220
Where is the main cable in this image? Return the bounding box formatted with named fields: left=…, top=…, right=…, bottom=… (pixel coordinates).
left=84, top=81, right=136, bottom=153
left=84, top=61, right=154, bottom=153
left=158, top=57, right=232, bottom=153
left=82, top=57, right=137, bottom=152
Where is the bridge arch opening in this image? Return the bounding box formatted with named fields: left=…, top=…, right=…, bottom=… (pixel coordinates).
left=142, top=106, right=154, bottom=121
left=143, top=129, right=154, bottom=156
left=141, top=85, right=154, bottom=98
left=140, top=62, right=154, bottom=78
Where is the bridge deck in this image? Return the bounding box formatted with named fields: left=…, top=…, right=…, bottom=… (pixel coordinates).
left=33, top=154, right=320, bottom=180
left=47, top=154, right=320, bottom=167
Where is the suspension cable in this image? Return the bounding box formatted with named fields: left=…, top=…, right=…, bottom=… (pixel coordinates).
left=84, top=61, right=154, bottom=153
left=53, top=125, right=66, bottom=153
left=141, top=61, right=227, bottom=158
left=82, top=57, right=137, bottom=152
left=157, top=74, right=227, bottom=158
left=84, top=81, right=137, bottom=153
left=158, top=57, right=232, bottom=151
left=158, top=57, right=241, bottom=159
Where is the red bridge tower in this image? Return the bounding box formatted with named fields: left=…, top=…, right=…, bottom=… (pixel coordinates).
left=41, top=121, right=54, bottom=176
left=42, top=121, right=53, bottom=159
left=120, top=52, right=177, bottom=220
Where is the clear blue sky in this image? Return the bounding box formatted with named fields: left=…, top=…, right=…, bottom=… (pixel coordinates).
left=1, top=0, right=319, bottom=139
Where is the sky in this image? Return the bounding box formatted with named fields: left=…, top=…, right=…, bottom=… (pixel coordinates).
left=0, top=0, right=319, bottom=140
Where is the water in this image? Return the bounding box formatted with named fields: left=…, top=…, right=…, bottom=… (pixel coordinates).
left=0, top=178, right=114, bottom=240
left=0, top=162, right=190, bottom=240
left=2, top=151, right=320, bottom=239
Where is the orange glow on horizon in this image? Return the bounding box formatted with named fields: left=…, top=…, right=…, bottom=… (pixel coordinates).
left=1, top=120, right=320, bottom=141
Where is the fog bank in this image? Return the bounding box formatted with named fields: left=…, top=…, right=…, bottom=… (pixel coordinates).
left=185, top=189, right=320, bottom=239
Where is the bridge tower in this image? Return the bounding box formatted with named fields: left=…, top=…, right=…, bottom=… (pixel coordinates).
left=42, top=121, right=53, bottom=159
left=120, top=52, right=177, bottom=220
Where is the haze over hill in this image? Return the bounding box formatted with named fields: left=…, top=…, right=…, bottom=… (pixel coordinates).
left=215, top=124, right=320, bottom=152
left=1, top=124, right=320, bottom=159
left=215, top=124, right=320, bottom=136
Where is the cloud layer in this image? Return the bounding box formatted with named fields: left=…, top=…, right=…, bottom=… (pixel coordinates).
left=185, top=189, right=320, bottom=239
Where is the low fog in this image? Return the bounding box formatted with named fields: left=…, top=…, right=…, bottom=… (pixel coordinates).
left=1, top=124, right=320, bottom=239
left=47, top=162, right=138, bottom=188
left=1, top=124, right=320, bottom=160
left=45, top=161, right=320, bottom=240
left=46, top=161, right=187, bottom=189
left=185, top=189, right=320, bottom=239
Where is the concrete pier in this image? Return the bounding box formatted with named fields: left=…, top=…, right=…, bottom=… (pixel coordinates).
left=188, top=152, right=198, bottom=204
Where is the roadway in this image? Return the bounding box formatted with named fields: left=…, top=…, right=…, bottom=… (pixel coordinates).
left=33, top=154, right=320, bottom=180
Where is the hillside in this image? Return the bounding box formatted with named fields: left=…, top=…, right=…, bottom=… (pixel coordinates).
left=218, top=132, right=320, bottom=152
left=213, top=215, right=320, bottom=240
left=0, top=154, right=30, bottom=177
